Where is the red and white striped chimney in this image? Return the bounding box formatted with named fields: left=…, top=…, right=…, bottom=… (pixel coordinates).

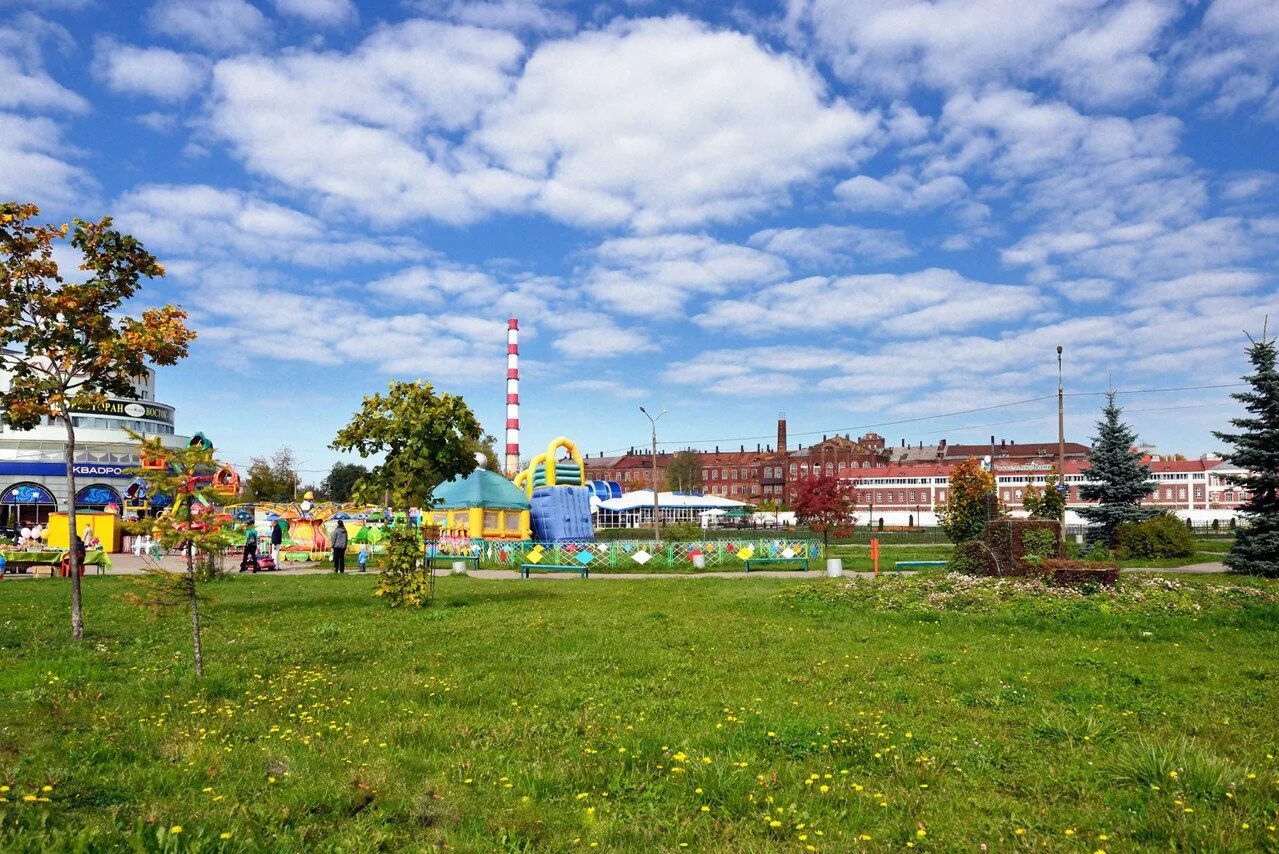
left=504, top=318, right=520, bottom=477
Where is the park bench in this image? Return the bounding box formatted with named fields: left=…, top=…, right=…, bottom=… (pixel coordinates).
left=893, top=560, right=948, bottom=574
left=519, top=563, right=589, bottom=579
left=742, top=557, right=809, bottom=573
left=431, top=554, right=480, bottom=571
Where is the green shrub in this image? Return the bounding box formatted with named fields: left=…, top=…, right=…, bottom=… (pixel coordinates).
left=374, top=524, right=432, bottom=607
left=1116, top=514, right=1196, bottom=559
left=1021, top=528, right=1058, bottom=564
left=661, top=522, right=705, bottom=542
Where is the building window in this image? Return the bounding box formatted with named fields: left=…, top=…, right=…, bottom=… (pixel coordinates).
left=875, top=491, right=882, bottom=502
left=789, top=464, right=797, bottom=476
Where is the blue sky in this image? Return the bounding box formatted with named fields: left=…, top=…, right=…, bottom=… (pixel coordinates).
left=3, top=0, right=1277, bottom=480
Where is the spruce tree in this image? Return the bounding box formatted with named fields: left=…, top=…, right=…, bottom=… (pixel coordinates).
left=1078, top=392, right=1155, bottom=547
left=1212, top=331, right=1279, bottom=577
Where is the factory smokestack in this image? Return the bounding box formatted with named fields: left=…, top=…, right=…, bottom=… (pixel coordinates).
left=505, top=318, right=520, bottom=477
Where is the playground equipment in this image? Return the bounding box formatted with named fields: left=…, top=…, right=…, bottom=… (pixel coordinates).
left=515, top=436, right=594, bottom=542
left=428, top=458, right=531, bottom=541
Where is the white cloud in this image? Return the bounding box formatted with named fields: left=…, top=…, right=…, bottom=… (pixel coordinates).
left=696, top=268, right=1045, bottom=337
left=833, top=172, right=969, bottom=213
left=580, top=233, right=789, bottom=316
left=559, top=379, right=644, bottom=398
left=1173, top=0, right=1279, bottom=121
left=0, top=112, right=95, bottom=208
left=787, top=0, right=1177, bottom=108
left=413, top=0, right=575, bottom=33
left=474, top=16, right=880, bottom=230
left=115, top=184, right=429, bottom=266
left=1003, top=216, right=1278, bottom=283
left=149, top=0, right=273, bottom=53
left=271, top=0, right=355, bottom=26
left=207, top=19, right=525, bottom=224
left=367, top=264, right=502, bottom=304
left=748, top=224, right=913, bottom=267
left=93, top=38, right=208, bottom=100
left=0, top=14, right=88, bottom=113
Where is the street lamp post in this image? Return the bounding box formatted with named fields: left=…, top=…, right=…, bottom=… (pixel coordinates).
left=640, top=406, right=666, bottom=544
left=1057, top=345, right=1067, bottom=543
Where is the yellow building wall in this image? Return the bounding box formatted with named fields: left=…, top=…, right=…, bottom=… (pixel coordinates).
left=46, top=512, right=123, bottom=553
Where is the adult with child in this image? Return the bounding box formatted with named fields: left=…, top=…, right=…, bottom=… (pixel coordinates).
left=240, top=525, right=259, bottom=573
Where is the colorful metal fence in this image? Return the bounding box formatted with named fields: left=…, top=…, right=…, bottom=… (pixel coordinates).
left=452, top=537, right=822, bottom=569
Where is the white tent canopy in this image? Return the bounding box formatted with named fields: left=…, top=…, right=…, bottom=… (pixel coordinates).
left=595, top=490, right=750, bottom=528
left=598, top=490, right=750, bottom=512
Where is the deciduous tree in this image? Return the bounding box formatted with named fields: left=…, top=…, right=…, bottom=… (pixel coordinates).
left=939, top=458, right=1002, bottom=543
left=792, top=474, right=857, bottom=554
left=1023, top=470, right=1067, bottom=522
left=320, top=461, right=368, bottom=502
left=125, top=434, right=237, bottom=676
left=0, top=202, right=194, bottom=639
left=664, top=450, right=703, bottom=493
left=1078, top=392, right=1155, bottom=547
left=1213, top=329, right=1279, bottom=576
left=330, top=380, right=481, bottom=506
left=240, top=447, right=299, bottom=502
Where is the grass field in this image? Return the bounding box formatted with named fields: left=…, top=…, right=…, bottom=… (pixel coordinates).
left=2, top=573, right=1278, bottom=852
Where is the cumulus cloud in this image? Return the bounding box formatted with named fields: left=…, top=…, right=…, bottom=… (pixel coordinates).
left=787, top=0, right=1177, bottom=108
left=695, top=268, right=1045, bottom=337
left=115, top=184, right=429, bottom=266
left=149, top=0, right=273, bottom=53
left=207, top=19, right=525, bottom=224
left=412, top=0, right=574, bottom=33
left=476, top=17, right=879, bottom=231
left=270, top=0, right=355, bottom=26
left=93, top=38, right=208, bottom=100
left=1175, top=0, right=1279, bottom=121
left=749, top=224, right=913, bottom=268
left=580, top=233, right=789, bottom=316
left=0, top=14, right=88, bottom=113
left=0, top=112, right=95, bottom=208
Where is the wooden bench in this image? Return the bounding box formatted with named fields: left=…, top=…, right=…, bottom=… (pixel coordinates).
left=519, top=563, right=589, bottom=579
left=742, top=557, right=809, bottom=573
left=893, top=560, right=948, bottom=574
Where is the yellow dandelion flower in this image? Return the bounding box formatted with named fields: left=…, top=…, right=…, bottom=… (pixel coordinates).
left=220, top=832, right=232, bottom=839
left=170, top=825, right=183, bottom=834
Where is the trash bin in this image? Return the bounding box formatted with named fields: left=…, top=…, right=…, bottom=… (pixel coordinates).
left=452, top=561, right=468, bottom=574
left=691, top=554, right=706, bottom=569
left=825, top=558, right=843, bottom=578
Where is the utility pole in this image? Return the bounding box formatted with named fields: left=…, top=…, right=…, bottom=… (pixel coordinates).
left=640, top=406, right=666, bottom=543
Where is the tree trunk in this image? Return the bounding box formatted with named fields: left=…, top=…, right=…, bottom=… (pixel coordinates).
left=187, top=543, right=204, bottom=677
left=63, top=415, right=83, bottom=640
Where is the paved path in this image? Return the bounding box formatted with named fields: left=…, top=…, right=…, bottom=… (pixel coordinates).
left=1122, top=562, right=1226, bottom=574
left=2, top=553, right=1229, bottom=580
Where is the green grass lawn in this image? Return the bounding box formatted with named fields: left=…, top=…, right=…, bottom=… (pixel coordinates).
left=2, top=573, right=1278, bottom=852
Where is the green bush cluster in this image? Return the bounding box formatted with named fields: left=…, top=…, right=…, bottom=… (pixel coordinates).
left=783, top=573, right=1279, bottom=617
left=1116, top=514, right=1196, bottom=559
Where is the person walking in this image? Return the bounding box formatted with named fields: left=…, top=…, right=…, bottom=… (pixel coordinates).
left=270, top=520, right=283, bottom=565
left=240, top=525, right=259, bottom=573
left=332, top=521, right=348, bottom=574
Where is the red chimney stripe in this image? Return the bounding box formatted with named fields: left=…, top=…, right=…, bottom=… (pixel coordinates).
left=507, top=394, right=519, bottom=404
left=506, top=418, right=519, bottom=429
left=508, top=318, right=518, bottom=329
left=507, top=368, right=519, bottom=379
left=506, top=443, right=519, bottom=453
left=507, top=344, right=519, bottom=355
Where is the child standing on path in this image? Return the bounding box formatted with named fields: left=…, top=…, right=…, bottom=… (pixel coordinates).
left=357, top=544, right=369, bottom=572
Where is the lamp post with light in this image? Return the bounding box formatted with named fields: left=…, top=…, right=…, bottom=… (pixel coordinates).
left=640, top=406, right=666, bottom=543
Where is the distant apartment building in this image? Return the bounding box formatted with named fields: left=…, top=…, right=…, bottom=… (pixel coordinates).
left=841, top=458, right=1248, bottom=522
